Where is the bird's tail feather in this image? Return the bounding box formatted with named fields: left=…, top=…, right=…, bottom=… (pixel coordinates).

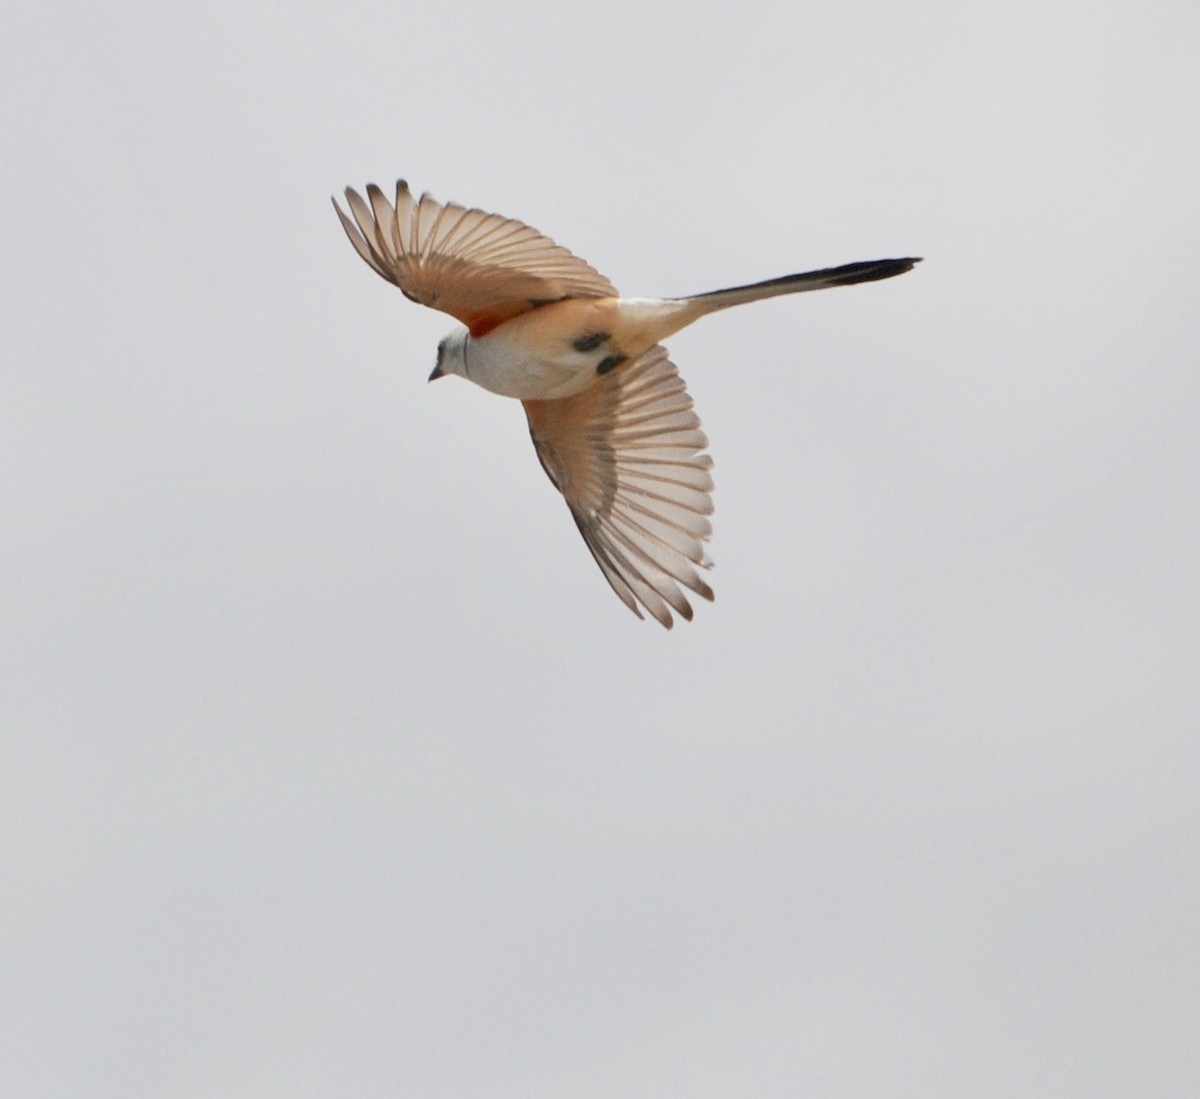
left=679, top=257, right=921, bottom=317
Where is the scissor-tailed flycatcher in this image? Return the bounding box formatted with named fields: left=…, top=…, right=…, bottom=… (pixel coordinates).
left=334, top=180, right=919, bottom=627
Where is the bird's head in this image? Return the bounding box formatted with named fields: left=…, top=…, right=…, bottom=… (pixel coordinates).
left=430, top=329, right=468, bottom=382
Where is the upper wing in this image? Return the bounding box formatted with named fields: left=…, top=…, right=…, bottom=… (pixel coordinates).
left=524, top=346, right=714, bottom=628
left=334, top=181, right=618, bottom=336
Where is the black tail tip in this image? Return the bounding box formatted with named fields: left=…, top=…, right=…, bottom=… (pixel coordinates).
left=828, top=257, right=922, bottom=287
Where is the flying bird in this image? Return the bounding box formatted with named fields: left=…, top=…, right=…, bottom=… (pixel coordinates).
left=334, top=180, right=919, bottom=627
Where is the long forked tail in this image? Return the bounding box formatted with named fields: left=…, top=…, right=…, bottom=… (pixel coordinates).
left=680, top=256, right=921, bottom=316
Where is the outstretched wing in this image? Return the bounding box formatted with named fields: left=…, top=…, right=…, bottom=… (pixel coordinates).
left=524, top=346, right=714, bottom=628
left=334, top=181, right=618, bottom=337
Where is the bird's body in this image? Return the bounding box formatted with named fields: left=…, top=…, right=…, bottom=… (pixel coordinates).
left=334, top=179, right=919, bottom=626
left=445, top=296, right=693, bottom=400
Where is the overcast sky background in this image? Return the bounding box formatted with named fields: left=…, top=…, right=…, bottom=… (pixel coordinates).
left=4, top=2, right=1198, bottom=1095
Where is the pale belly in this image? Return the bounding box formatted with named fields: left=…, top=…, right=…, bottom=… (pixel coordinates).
left=462, top=336, right=602, bottom=400
left=460, top=297, right=688, bottom=401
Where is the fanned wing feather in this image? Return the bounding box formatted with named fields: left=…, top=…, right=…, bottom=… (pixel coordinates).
left=524, top=347, right=714, bottom=628
left=334, top=181, right=618, bottom=335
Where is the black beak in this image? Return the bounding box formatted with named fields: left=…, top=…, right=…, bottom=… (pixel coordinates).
left=428, top=362, right=444, bottom=382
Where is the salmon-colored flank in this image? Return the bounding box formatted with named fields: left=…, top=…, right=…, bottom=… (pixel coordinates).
left=463, top=298, right=551, bottom=338
left=465, top=311, right=512, bottom=339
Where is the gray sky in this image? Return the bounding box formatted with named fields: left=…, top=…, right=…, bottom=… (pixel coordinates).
left=4, top=1, right=1198, bottom=1095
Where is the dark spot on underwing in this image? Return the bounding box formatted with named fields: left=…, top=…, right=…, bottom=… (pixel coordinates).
left=573, top=332, right=610, bottom=352
left=597, top=354, right=626, bottom=375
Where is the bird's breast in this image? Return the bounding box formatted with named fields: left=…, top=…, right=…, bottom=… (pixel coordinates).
left=462, top=297, right=689, bottom=400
